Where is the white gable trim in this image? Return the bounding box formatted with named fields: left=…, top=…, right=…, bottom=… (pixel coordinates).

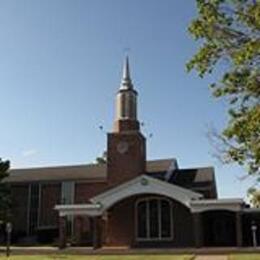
left=55, top=175, right=204, bottom=217
left=90, top=175, right=202, bottom=210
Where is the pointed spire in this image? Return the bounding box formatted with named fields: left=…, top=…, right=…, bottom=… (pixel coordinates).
left=120, top=56, right=133, bottom=90
left=123, top=56, right=131, bottom=80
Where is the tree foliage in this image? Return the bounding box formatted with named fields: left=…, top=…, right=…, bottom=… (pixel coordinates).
left=96, top=151, right=107, bottom=164
left=187, top=0, right=260, bottom=180
left=248, top=187, right=260, bottom=207
left=0, top=159, right=11, bottom=222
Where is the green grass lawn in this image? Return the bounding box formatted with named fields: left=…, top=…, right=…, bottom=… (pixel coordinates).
left=229, top=254, right=260, bottom=260
left=0, top=255, right=193, bottom=260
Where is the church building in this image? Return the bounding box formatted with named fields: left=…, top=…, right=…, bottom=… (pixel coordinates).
left=5, top=57, right=260, bottom=248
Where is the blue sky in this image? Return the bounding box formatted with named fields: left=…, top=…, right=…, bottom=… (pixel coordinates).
left=0, top=0, right=253, bottom=198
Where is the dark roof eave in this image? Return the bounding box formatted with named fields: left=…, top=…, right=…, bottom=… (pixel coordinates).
left=5, top=159, right=177, bottom=183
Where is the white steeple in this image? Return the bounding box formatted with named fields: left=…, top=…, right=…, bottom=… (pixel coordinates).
left=114, top=56, right=139, bottom=132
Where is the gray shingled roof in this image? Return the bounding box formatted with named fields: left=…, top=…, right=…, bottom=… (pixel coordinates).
left=147, top=167, right=215, bottom=187
left=173, top=168, right=215, bottom=185
left=5, top=159, right=175, bottom=183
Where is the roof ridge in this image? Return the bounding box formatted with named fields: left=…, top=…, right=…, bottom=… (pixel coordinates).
left=10, top=158, right=175, bottom=172
left=179, top=166, right=214, bottom=171
left=10, top=163, right=105, bottom=172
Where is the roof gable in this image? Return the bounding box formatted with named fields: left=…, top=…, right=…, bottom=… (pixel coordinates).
left=90, top=174, right=203, bottom=210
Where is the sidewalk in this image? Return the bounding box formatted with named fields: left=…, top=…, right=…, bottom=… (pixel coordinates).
left=195, top=256, right=228, bottom=260
left=0, top=246, right=259, bottom=255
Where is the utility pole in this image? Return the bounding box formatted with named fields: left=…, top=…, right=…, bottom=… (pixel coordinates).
left=6, top=222, right=12, bottom=257
left=251, top=221, right=258, bottom=247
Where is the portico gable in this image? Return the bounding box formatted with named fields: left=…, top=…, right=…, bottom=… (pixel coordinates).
left=91, top=174, right=203, bottom=210
left=55, top=174, right=203, bottom=217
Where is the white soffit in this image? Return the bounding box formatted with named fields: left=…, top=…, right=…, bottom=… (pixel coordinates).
left=190, top=198, right=244, bottom=213
left=54, top=204, right=102, bottom=217
left=90, top=174, right=203, bottom=210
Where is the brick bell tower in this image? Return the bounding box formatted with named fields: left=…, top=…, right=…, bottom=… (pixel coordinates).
left=107, top=56, right=146, bottom=185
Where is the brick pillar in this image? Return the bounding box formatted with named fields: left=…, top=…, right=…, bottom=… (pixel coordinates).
left=193, top=213, right=203, bottom=248
left=102, top=212, right=108, bottom=246
left=236, top=212, right=243, bottom=247
left=59, top=216, right=67, bottom=249
left=93, top=216, right=102, bottom=249
left=74, top=216, right=83, bottom=245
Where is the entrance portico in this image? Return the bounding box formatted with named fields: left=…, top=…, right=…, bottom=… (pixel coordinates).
left=55, top=175, right=203, bottom=248
left=55, top=175, right=246, bottom=249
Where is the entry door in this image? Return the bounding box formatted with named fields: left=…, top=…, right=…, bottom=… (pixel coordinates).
left=213, top=218, right=235, bottom=246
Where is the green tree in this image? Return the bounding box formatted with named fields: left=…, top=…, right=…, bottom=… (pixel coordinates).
left=96, top=151, right=107, bottom=164
left=187, top=0, right=260, bottom=182
left=0, top=159, right=11, bottom=223
left=248, top=187, right=260, bottom=207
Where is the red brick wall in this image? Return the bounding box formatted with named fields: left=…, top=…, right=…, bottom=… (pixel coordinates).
left=107, top=132, right=146, bottom=186
left=40, top=183, right=61, bottom=227
left=11, top=185, right=29, bottom=234
left=113, top=119, right=140, bottom=132
left=75, top=182, right=108, bottom=203
left=74, top=185, right=136, bottom=247
left=105, top=196, right=135, bottom=246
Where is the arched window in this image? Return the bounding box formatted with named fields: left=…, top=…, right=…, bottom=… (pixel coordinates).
left=136, top=197, right=173, bottom=241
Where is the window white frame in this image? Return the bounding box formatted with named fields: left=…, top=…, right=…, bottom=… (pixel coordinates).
left=61, top=181, right=75, bottom=237
left=61, top=181, right=75, bottom=205
left=135, top=196, right=173, bottom=241
left=27, top=183, right=41, bottom=235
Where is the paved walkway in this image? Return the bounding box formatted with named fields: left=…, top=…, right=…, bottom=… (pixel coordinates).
left=0, top=246, right=259, bottom=255
left=195, top=256, right=228, bottom=260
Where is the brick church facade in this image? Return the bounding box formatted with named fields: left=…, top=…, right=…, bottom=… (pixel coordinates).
left=5, top=57, right=260, bottom=248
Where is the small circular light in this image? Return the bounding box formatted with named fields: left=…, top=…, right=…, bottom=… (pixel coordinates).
left=141, top=178, right=148, bottom=186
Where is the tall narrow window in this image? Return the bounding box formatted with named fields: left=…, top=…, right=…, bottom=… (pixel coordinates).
left=61, top=181, right=74, bottom=205
left=28, top=183, right=40, bottom=235
left=149, top=199, right=159, bottom=238
left=137, top=200, right=147, bottom=238
left=61, top=181, right=75, bottom=237
left=136, top=197, right=173, bottom=241
left=161, top=199, right=172, bottom=238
